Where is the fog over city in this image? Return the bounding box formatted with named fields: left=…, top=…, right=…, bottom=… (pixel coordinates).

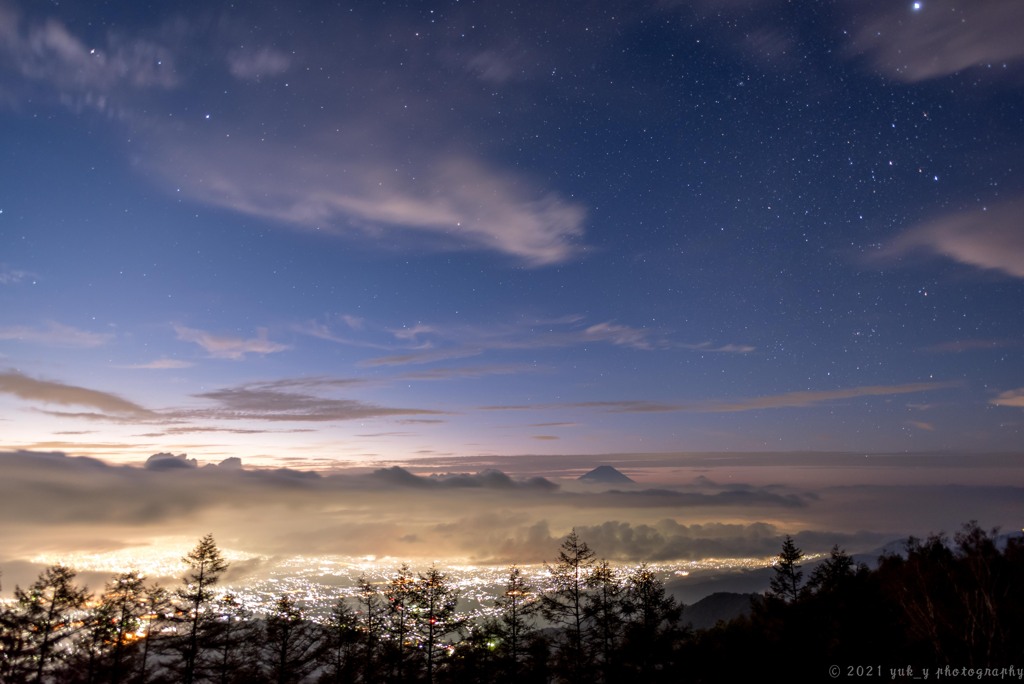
left=2, top=449, right=1019, bottom=604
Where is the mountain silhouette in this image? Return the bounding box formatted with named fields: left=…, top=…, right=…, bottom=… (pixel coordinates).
left=578, top=465, right=635, bottom=484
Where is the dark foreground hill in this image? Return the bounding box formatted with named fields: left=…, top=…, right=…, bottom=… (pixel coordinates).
left=682, top=591, right=757, bottom=630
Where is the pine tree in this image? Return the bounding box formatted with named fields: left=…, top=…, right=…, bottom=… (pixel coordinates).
left=383, top=564, right=418, bottom=682
left=414, top=565, right=462, bottom=684
left=620, top=563, right=683, bottom=677
left=493, top=565, right=534, bottom=677
left=0, top=596, right=28, bottom=683
left=355, top=576, right=386, bottom=683
left=65, top=570, right=152, bottom=684
left=806, top=545, right=857, bottom=596
left=541, top=529, right=596, bottom=684
left=261, top=595, right=323, bottom=684
left=75, top=592, right=118, bottom=684
left=13, top=564, right=90, bottom=682
left=208, top=593, right=258, bottom=684
left=177, top=534, right=229, bottom=684
left=318, top=598, right=360, bottom=684
left=585, top=560, right=623, bottom=682
left=101, top=571, right=150, bottom=684
left=136, top=584, right=171, bottom=684
left=768, top=535, right=804, bottom=603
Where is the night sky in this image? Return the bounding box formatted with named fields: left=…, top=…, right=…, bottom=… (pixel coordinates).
left=2, top=0, right=1024, bottom=469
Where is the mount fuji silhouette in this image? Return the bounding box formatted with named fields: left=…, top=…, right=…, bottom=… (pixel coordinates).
left=578, top=465, right=635, bottom=485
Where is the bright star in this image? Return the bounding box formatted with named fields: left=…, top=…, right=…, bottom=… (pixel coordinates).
left=912, top=2, right=922, bottom=10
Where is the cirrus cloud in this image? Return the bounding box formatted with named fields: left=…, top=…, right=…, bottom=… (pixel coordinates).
left=0, top=321, right=112, bottom=348
left=0, top=370, right=154, bottom=419
left=227, top=47, right=291, bottom=80
left=693, top=382, right=959, bottom=413
left=120, top=358, right=194, bottom=370
left=882, top=199, right=1024, bottom=279
left=184, top=379, right=443, bottom=423
left=173, top=325, right=290, bottom=360
left=480, top=382, right=957, bottom=414
left=0, top=4, right=177, bottom=106
left=843, top=0, right=1024, bottom=82
left=167, top=149, right=586, bottom=267
left=991, top=389, right=1024, bottom=408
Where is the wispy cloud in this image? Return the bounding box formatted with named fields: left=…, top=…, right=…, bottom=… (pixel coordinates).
left=922, top=339, right=1017, bottom=354
left=567, top=400, right=682, bottom=414
left=15, top=440, right=154, bottom=452
left=341, top=315, right=364, bottom=331
left=227, top=47, right=291, bottom=80
left=465, top=49, right=524, bottom=84
left=121, top=358, right=194, bottom=370
left=693, top=382, right=959, bottom=413
left=141, top=425, right=316, bottom=436
left=479, top=400, right=680, bottom=413
left=583, top=322, right=656, bottom=350
left=389, top=323, right=437, bottom=344
left=0, top=321, right=112, bottom=348
left=0, top=4, right=177, bottom=111
left=0, top=370, right=154, bottom=418
left=482, top=382, right=956, bottom=414
left=1, top=371, right=434, bottom=428
left=991, top=389, right=1024, bottom=408
left=242, top=377, right=366, bottom=392
left=162, top=141, right=586, bottom=266
left=360, top=316, right=670, bottom=367
left=299, top=314, right=678, bottom=368
left=294, top=320, right=392, bottom=350
left=174, top=325, right=290, bottom=360
left=843, top=0, right=1024, bottom=82
left=398, top=365, right=533, bottom=381
left=882, top=199, right=1024, bottom=278
left=2, top=3, right=588, bottom=265
left=669, top=0, right=1024, bottom=83
left=184, top=379, right=442, bottom=423
left=666, top=0, right=805, bottom=71
left=682, top=341, right=757, bottom=354
left=358, top=324, right=752, bottom=366
left=0, top=265, right=33, bottom=285
left=362, top=348, right=484, bottom=367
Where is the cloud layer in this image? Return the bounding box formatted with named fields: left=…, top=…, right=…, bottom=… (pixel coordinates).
left=1, top=450, right=1019, bottom=581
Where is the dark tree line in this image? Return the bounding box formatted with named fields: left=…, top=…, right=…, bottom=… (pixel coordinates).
left=686, top=522, right=1024, bottom=682
left=2, top=522, right=1022, bottom=683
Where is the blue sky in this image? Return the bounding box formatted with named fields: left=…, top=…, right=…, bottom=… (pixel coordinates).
left=2, top=0, right=1024, bottom=469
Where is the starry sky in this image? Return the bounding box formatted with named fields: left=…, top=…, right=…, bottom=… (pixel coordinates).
left=2, top=0, right=1024, bottom=470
